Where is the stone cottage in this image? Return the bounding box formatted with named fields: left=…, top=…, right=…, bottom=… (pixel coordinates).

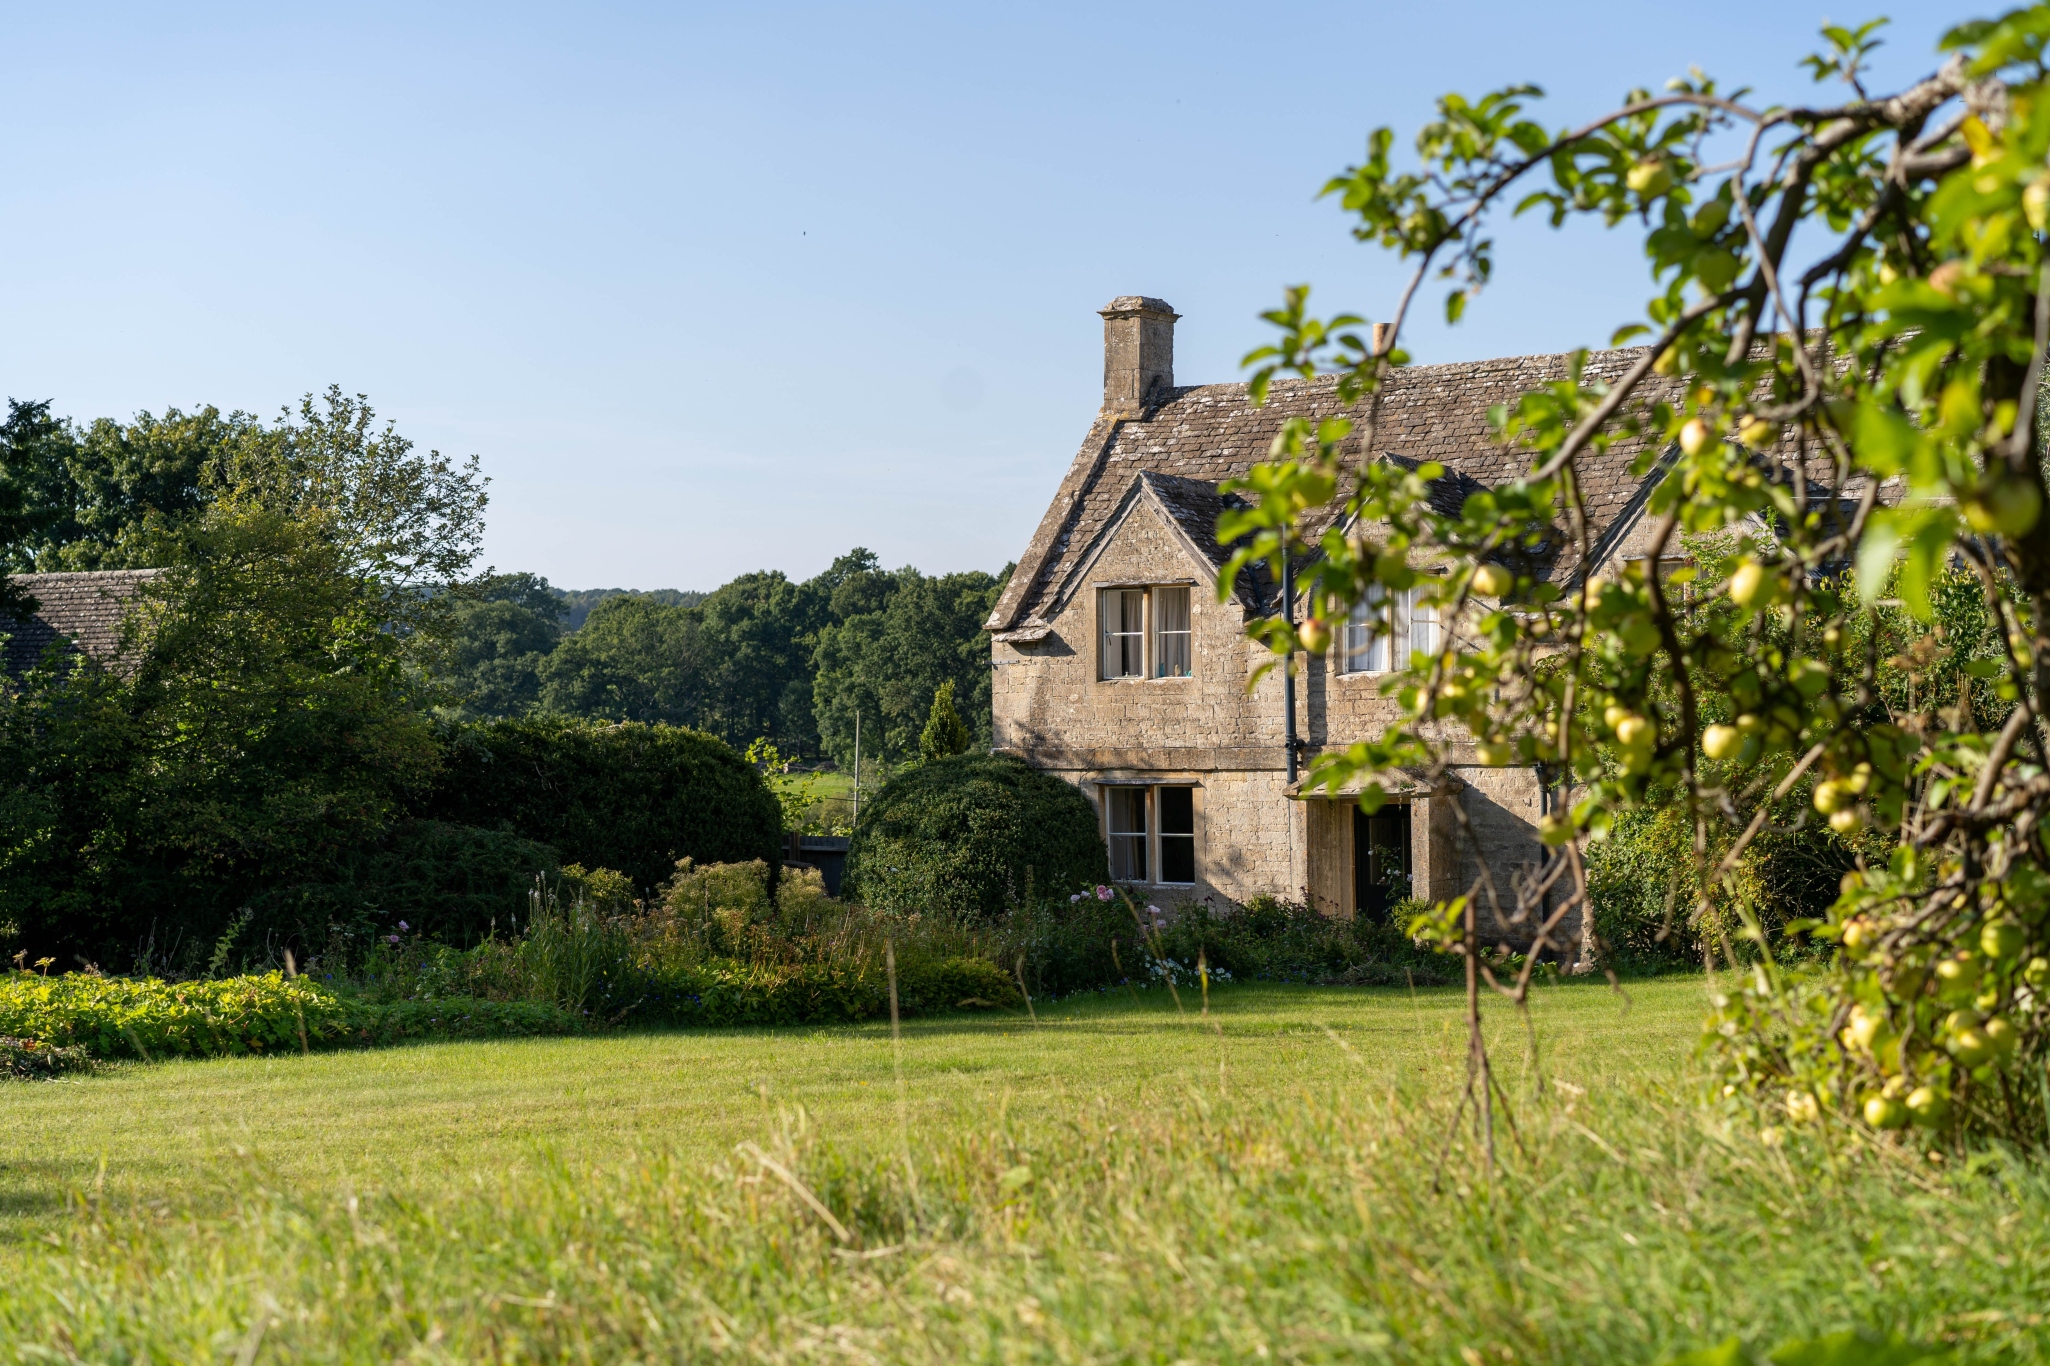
left=984, top=297, right=1674, bottom=937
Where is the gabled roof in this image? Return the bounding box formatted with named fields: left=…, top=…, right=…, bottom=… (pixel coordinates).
left=986, top=346, right=1677, bottom=633
left=1, top=570, right=161, bottom=675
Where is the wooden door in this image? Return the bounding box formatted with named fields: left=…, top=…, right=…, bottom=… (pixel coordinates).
left=1305, top=798, right=1356, bottom=919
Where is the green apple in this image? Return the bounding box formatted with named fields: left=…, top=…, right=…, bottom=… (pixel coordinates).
left=1829, top=808, right=1865, bottom=836
left=1471, top=563, right=1514, bottom=597
left=1947, top=1027, right=1994, bottom=1068
left=1476, top=741, right=1514, bottom=767
left=1981, top=919, right=2025, bottom=962
left=2024, top=956, right=2050, bottom=990
left=1935, top=952, right=1983, bottom=998
left=1627, top=157, right=1674, bottom=197
left=1983, top=1016, right=2018, bottom=1060
left=1679, top=417, right=1712, bottom=456
left=1844, top=1004, right=1888, bottom=1051
left=1905, top=1086, right=1952, bottom=1128
left=1813, top=781, right=1846, bottom=814
left=1727, top=561, right=1768, bottom=609
left=1702, top=724, right=1742, bottom=761
left=1863, top=1094, right=1909, bottom=1130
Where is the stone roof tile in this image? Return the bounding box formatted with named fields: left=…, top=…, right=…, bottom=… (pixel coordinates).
left=1, top=570, right=162, bottom=675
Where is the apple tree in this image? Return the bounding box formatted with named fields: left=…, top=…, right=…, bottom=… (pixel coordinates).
left=1221, top=8, right=2050, bottom=1147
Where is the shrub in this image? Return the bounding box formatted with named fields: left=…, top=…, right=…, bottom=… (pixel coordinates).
left=0, top=970, right=579, bottom=1060
left=424, top=718, right=782, bottom=892
left=1, top=1035, right=92, bottom=1080
left=996, top=891, right=1453, bottom=997
left=1585, top=804, right=1853, bottom=972
left=245, top=820, right=561, bottom=964
left=844, top=754, right=1107, bottom=916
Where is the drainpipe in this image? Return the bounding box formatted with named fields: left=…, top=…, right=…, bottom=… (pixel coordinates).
left=1282, top=555, right=1299, bottom=784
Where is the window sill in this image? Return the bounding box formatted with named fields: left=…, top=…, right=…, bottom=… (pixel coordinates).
left=1098, top=675, right=1194, bottom=684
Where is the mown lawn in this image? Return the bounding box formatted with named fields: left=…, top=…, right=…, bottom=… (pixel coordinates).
left=2, top=976, right=2045, bottom=1363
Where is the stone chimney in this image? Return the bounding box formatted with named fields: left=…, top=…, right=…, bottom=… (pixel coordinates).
left=1099, top=296, right=1178, bottom=417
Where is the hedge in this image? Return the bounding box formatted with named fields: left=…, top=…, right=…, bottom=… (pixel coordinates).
left=424, top=719, right=782, bottom=892
left=248, top=819, right=561, bottom=954
left=0, top=972, right=579, bottom=1061
left=844, top=754, right=1108, bottom=916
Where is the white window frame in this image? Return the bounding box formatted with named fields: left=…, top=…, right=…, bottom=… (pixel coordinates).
left=1339, top=580, right=1440, bottom=675
left=1098, top=584, right=1195, bottom=681
left=1100, top=588, right=1147, bottom=679
left=1102, top=783, right=1199, bottom=887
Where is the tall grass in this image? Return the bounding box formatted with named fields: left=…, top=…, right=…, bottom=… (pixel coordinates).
left=4, top=1049, right=2044, bottom=1362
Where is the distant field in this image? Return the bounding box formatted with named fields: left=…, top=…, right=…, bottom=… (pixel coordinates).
left=3, top=977, right=2044, bottom=1363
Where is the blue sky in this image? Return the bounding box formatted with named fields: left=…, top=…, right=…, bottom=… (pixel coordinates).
left=2, top=2, right=1955, bottom=590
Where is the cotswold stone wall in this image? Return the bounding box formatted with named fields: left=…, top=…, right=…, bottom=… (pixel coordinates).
left=991, top=499, right=1298, bottom=908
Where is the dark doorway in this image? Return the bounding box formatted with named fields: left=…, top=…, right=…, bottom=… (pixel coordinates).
left=1354, top=803, right=1412, bottom=922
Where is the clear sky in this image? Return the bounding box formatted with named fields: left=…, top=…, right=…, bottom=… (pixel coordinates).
left=2, top=2, right=1956, bottom=591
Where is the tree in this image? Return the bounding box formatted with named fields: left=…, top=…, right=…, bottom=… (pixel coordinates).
left=436, top=572, right=567, bottom=720
left=919, top=680, right=972, bottom=762
left=538, top=592, right=705, bottom=725
left=1222, top=12, right=2050, bottom=1146
left=812, top=565, right=1007, bottom=768
left=0, top=388, right=488, bottom=965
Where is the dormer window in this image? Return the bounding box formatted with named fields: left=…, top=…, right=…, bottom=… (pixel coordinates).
left=1098, top=585, right=1194, bottom=680
left=1340, top=584, right=1438, bottom=674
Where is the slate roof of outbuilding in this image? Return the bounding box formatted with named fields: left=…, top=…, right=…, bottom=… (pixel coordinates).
left=986, top=345, right=1678, bottom=633
left=1, top=570, right=161, bottom=675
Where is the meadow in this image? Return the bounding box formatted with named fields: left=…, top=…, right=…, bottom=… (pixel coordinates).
left=1, top=976, right=2045, bottom=1363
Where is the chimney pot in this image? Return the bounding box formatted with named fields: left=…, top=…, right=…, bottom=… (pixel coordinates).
left=1099, top=295, right=1178, bottom=417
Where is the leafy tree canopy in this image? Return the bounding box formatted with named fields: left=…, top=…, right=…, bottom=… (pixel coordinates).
left=1222, top=9, right=2050, bottom=1146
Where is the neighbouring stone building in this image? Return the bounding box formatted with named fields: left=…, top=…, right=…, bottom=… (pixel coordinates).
left=985, top=296, right=1677, bottom=943
left=1, top=570, right=161, bottom=676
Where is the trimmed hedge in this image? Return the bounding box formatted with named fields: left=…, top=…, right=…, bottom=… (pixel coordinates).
left=248, top=819, right=561, bottom=954
left=424, top=719, right=782, bottom=892
left=845, top=754, right=1108, bottom=916
left=0, top=972, right=579, bottom=1060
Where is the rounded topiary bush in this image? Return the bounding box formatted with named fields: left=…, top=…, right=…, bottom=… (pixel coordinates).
left=844, top=754, right=1108, bottom=916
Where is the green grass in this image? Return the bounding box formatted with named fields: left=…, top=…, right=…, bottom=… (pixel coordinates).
left=1, top=977, right=2045, bottom=1362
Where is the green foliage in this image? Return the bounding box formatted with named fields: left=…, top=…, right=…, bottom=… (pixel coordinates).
left=0, top=1034, right=91, bottom=1080
left=245, top=820, right=561, bottom=963
left=0, top=969, right=580, bottom=1060
left=918, top=680, right=972, bottom=762
left=997, top=891, right=1452, bottom=999
left=426, top=717, right=782, bottom=893
left=812, top=561, right=1007, bottom=768
left=844, top=754, right=1108, bottom=916
left=1218, top=11, right=2050, bottom=1143
left=0, top=398, right=246, bottom=575
left=1585, top=804, right=1853, bottom=971
left=745, top=739, right=827, bottom=833
left=0, top=389, right=488, bottom=968
left=555, top=587, right=704, bottom=631
left=435, top=573, right=567, bottom=721
left=537, top=591, right=704, bottom=725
